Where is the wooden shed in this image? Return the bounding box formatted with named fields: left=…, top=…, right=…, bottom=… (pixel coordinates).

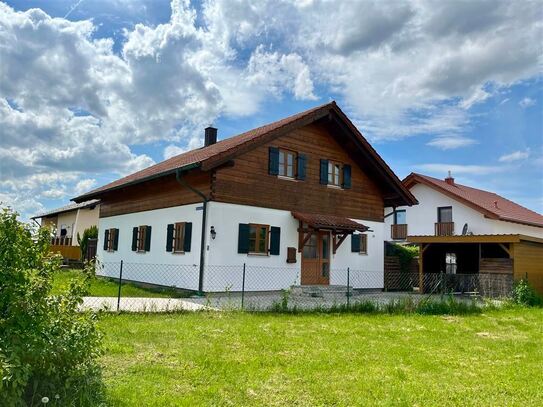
left=407, top=234, right=543, bottom=295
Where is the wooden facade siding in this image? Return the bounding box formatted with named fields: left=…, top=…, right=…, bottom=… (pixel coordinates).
left=513, top=241, right=543, bottom=294
left=212, top=123, right=385, bottom=221
left=99, top=171, right=211, bottom=218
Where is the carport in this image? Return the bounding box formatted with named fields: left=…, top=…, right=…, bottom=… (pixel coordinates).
left=407, top=234, right=543, bottom=295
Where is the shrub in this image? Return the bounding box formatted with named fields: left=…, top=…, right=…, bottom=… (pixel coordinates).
left=0, top=208, right=103, bottom=406
left=77, top=225, right=98, bottom=261
left=386, top=243, right=419, bottom=273
left=512, top=279, right=542, bottom=307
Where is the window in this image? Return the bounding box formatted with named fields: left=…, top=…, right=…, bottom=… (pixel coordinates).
left=107, top=228, right=116, bottom=251
left=249, top=224, right=269, bottom=254
left=438, top=206, right=453, bottom=223
left=137, top=226, right=146, bottom=251
left=238, top=223, right=280, bottom=255
left=132, top=225, right=151, bottom=252
left=278, top=149, right=296, bottom=178
left=394, top=210, right=406, bottom=224
left=103, top=228, right=119, bottom=252
left=328, top=161, right=343, bottom=186
left=351, top=234, right=368, bottom=254
left=445, top=252, right=457, bottom=274
left=173, top=222, right=185, bottom=253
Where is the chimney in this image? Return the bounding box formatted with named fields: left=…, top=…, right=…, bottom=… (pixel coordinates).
left=445, top=170, right=455, bottom=185
left=204, top=126, right=217, bottom=147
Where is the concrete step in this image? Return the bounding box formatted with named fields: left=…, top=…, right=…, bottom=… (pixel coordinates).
left=291, top=285, right=353, bottom=297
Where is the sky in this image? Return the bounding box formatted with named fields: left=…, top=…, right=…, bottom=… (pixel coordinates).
left=0, top=0, right=542, bottom=220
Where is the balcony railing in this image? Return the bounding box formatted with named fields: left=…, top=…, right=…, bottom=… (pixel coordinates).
left=391, top=224, right=408, bottom=240
left=435, top=222, right=454, bottom=236
left=51, top=236, right=73, bottom=246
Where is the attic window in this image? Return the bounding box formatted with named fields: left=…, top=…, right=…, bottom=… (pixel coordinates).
left=278, top=149, right=296, bottom=178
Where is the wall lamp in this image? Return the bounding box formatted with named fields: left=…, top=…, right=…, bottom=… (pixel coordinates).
left=210, top=226, right=217, bottom=240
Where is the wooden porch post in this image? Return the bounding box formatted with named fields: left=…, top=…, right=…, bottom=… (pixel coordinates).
left=418, top=244, right=424, bottom=293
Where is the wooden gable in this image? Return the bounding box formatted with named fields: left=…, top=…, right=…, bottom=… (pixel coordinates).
left=212, top=121, right=385, bottom=222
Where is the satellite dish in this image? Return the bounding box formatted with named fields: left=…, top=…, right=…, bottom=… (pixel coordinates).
left=462, top=223, right=468, bottom=235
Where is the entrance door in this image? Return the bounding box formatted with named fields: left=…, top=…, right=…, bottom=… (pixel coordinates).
left=301, top=231, right=330, bottom=285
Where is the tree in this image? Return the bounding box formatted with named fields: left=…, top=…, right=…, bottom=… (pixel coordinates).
left=0, top=208, right=103, bottom=405
left=77, top=225, right=99, bottom=261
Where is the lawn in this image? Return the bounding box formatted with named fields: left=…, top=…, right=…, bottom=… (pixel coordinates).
left=51, top=270, right=189, bottom=298
left=99, top=307, right=543, bottom=406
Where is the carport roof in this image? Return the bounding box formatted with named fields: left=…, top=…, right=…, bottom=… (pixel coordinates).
left=407, top=234, right=543, bottom=244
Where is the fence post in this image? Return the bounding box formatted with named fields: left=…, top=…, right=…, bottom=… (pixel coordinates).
left=347, top=267, right=350, bottom=309
left=117, top=260, right=123, bottom=312
left=241, top=263, right=246, bottom=310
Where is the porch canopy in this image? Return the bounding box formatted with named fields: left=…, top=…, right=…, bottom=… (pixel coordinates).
left=292, top=211, right=368, bottom=254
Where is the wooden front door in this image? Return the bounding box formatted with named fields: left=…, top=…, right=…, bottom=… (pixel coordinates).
left=301, top=231, right=330, bottom=285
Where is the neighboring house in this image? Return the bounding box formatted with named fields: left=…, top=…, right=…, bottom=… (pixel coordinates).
left=32, top=199, right=100, bottom=246
left=72, top=102, right=416, bottom=292
left=385, top=173, right=543, bottom=294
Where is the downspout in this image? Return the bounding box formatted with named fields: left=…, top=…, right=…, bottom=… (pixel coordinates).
left=176, top=168, right=208, bottom=294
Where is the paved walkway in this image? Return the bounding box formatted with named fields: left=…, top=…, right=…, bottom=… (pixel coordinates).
left=82, top=296, right=209, bottom=312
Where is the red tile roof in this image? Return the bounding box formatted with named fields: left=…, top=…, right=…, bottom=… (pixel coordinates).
left=404, top=173, right=543, bottom=228
left=73, top=101, right=416, bottom=206
left=292, top=211, right=369, bottom=232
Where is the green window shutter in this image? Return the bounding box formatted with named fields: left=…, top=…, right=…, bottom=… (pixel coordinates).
left=351, top=234, right=361, bottom=252
left=296, top=154, right=307, bottom=180
left=144, top=226, right=152, bottom=251
left=166, top=224, right=174, bottom=252
left=342, top=164, right=352, bottom=189
left=183, top=222, right=192, bottom=252
left=131, top=227, right=138, bottom=251
left=320, top=159, right=328, bottom=185
left=269, top=226, right=281, bottom=255
left=268, top=147, right=279, bottom=175
left=113, top=229, right=119, bottom=251
left=103, top=229, right=109, bottom=251
left=238, top=223, right=249, bottom=254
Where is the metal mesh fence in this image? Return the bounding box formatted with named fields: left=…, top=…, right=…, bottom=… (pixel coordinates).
left=77, top=261, right=516, bottom=312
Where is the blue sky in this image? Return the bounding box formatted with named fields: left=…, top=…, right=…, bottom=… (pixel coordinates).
left=1, top=0, right=542, bottom=219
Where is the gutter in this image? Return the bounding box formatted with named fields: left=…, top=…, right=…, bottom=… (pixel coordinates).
left=175, top=168, right=208, bottom=294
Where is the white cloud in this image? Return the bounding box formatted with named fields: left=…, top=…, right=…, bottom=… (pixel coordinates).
left=427, top=136, right=477, bottom=150
left=518, top=97, right=536, bottom=108
left=74, top=179, right=97, bottom=195
left=499, top=149, right=531, bottom=162
left=1, top=0, right=541, bottom=218
left=163, top=144, right=187, bottom=160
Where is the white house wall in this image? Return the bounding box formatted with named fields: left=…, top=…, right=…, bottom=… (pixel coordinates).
left=204, top=202, right=301, bottom=292
left=72, top=205, right=100, bottom=245
left=330, top=219, right=384, bottom=289
left=96, top=201, right=385, bottom=292
left=97, top=204, right=203, bottom=290
left=385, top=183, right=543, bottom=239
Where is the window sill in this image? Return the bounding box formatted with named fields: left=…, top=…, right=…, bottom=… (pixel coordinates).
left=137, top=250, right=147, bottom=254
left=247, top=252, right=269, bottom=257
left=172, top=250, right=185, bottom=255
left=359, top=252, right=368, bottom=256
left=277, top=175, right=298, bottom=182
left=326, top=184, right=343, bottom=190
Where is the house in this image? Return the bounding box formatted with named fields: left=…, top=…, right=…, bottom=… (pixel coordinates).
left=72, top=102, right=416, bottom=292
left=384, top=173, right=543, bottom=294
left=31, top=200, right=100, bottom=260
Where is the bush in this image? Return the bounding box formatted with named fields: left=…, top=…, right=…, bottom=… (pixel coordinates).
left=386, top=243, right=419, bottom=273
left=513, top=279, right=542, bottom=307
left=0, top=208, right=103, bottom=406
left=77, top=225, right=98, bottom=261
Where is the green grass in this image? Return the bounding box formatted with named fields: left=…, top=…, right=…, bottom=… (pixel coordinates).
left=99, top=308, right=543, bottom=406
left=51, top=270, right=190, bottom=298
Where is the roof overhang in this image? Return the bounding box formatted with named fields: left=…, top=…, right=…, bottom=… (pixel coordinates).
left=292, top=211, right=369, bottom=233
left=407, top=234, right=543, bottom=245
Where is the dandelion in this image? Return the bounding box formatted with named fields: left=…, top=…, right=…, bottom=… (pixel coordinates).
left=41, top=396, right=49, bottom=404
left=55, top=394, right=60, bottom=400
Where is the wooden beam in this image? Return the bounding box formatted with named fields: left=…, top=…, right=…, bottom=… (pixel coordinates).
left=421, top=243, right=429, bottom=254
left=298, top=228, right=314, bottom=253
left=498, top=243, right=512, bottom=258
left=418, top=243, right=424, bottom=294
left=333, top=233, right=349, bottom=254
